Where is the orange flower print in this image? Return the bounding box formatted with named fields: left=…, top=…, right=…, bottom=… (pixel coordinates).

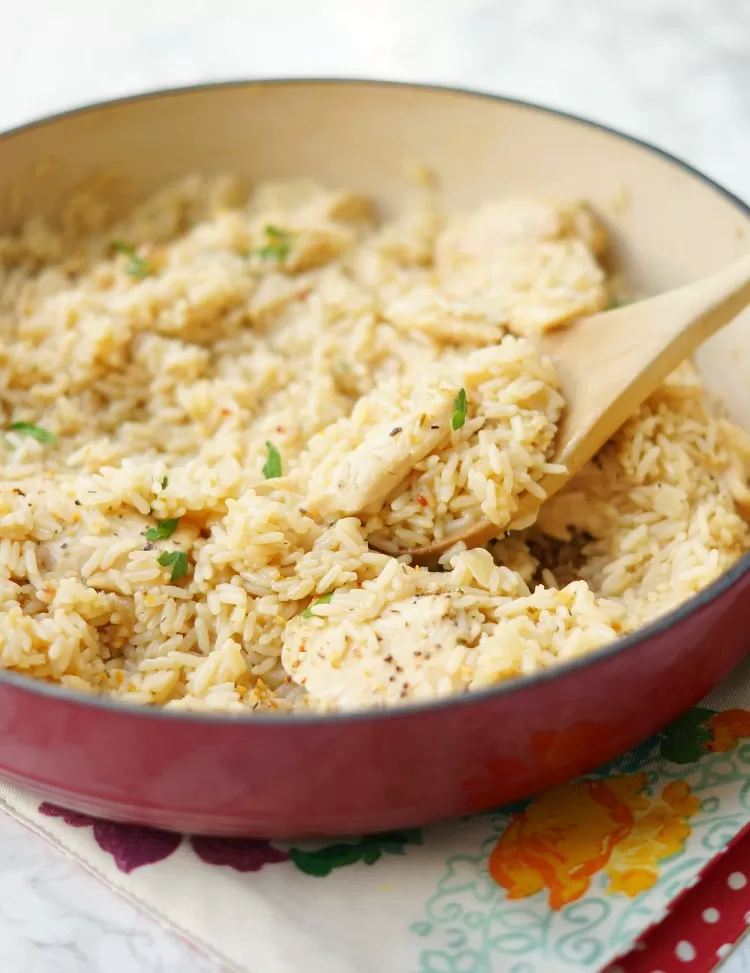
left=707, top=709, right=750, bottom=753
left=461, top=722, right=608, bottom=809
left=488, top=773, right=700, bottom=910
left=528, top=722, right=608, bottom=766
left=606, top=780, right=699, bottom=897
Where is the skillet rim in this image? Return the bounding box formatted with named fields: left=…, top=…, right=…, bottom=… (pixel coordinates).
left=0, top=76, right=748, bottom=726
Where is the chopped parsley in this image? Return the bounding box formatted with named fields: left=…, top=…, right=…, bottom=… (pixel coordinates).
left=302, top=592, right=334, bottom=618
left=110, top=240, right=153, bottom=280
left=451, top=388, right=468, bottom=431
left=146, top=518, right=180, bottom=542
left=161, top=475, right=169, bottom=489
left=6, top=422, right=57, bottom=445
left=253, top=225, right=292, bottom=262
left=157, top=549, right=189, bottom=582
left=262, top=440, right=282, bottom=479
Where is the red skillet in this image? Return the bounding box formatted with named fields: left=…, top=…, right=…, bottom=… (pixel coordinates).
left=0, top=80, right=748, bottom=835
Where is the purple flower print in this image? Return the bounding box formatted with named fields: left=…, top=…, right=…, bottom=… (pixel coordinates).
left=39, top=802, right=181, bottom=873
left=89, top=820, right=182, bottom=874
left=190, top=835, right=289, bottom=872
left=38, top=805, right=93, bottom=828
left=38, top=802, right=290, bottom=875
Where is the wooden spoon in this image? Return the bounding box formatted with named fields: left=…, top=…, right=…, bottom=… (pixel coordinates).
left=411, top=251, right=750, bottom=560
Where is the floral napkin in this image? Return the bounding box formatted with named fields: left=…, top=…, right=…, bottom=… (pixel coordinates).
left=2, top=656, right=750, bottom=973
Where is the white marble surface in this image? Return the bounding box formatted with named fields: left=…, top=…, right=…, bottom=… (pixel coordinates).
left=1, top=1, right=750, bottom=970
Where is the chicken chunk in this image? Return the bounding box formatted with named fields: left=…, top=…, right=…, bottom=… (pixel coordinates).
left=382, top=282, right=505, bottom=345
left=436, top=199, right=608, bottom=336
left=36, top=510, right=198, bottom=594
left=435, top=198, right=607, bottom=271
left=281, top=592, right=478, bottom=710
left=304, top=382, right=455, bottom=517
left=304, top=339, right=562, bottom=531
left=442, top=239, right=607, bottom=337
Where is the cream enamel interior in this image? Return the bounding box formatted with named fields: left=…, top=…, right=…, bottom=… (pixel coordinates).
left=1, top=81, right=749, bottom=421
left=2, top=81, right=750, bottom=714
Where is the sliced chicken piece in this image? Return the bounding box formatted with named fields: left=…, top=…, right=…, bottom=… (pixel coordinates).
left=245, top=180, right=372, bottom=275
left=281, top=592, right=478, bottom=710
left=287, top=225, right=356, bottom=273
left=36, top=510, right=199, bottom=594
left=557, top=201, right=608, bottom=257
left=442, top=239, right=607, bottom=337
left=305, top=339, right=560, bottom=521
left=433, top=198, right=608, bottom=337
left=305, top=382, right=455, bottom=517
left=246, top=221, right=357, bottom=275
left=382, top=282, right=506, bottom=345
left=436, top=198, right=607, bottom=273
left=249, top=179, right=373, bottom=227
left=374, top=206, right=443, bottom=267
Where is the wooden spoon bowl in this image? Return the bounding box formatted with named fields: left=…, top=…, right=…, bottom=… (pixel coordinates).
left=411, top=252, right=750, bottom=559
left=1, top=81, right=750, bottom=837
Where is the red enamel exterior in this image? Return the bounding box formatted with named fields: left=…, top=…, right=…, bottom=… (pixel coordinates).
left=1, top=557, right=748, bottom=836
left=0, top=82, right=749, bottom=837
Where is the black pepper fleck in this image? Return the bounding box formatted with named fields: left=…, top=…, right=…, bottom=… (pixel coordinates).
left=389, top=426, right=402, bottom=437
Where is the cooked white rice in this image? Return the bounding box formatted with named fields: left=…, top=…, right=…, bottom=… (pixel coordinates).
left=1, top=173, right=748, bottom=713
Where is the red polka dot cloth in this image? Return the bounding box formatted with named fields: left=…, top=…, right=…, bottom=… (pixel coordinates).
left=603, top=824, right=750, bottom=972
left=2, top=659, right=750, bottom=973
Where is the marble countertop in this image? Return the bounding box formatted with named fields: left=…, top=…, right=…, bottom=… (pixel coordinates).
left=1, top=1, right=749, bottom=970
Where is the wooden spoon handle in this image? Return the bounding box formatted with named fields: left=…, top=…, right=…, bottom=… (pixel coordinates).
left=410, top=251, right=750, bottom=561
left=540, top=250, right=750, bottom=477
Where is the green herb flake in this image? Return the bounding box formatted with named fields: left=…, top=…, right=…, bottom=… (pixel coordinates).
left=110, top=240, right=153, bottom=280
left=607, top=296, right=630, bottom=310
left=157, top=549, right=189, bottom=582
left=262, top=440, right=282, bottom=479
left=7, top=422, right=57, bottom=445
left=146, top=518, right=180, bottom=543
left=451, top=388, right=468, bottom=431
left=253, top=224, right=293, bottom=262
left=302, top=592, right=334, bottom=618
left=161, top=475, right=169, bottom=489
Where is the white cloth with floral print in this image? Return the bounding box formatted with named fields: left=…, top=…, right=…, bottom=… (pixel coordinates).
left=1, top=659, right=750, bottom=973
